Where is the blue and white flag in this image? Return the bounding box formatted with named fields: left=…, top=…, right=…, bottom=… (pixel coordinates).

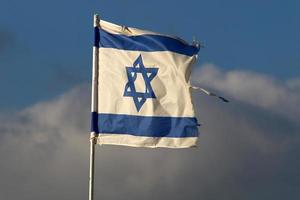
left=91, top=19, right=200, bottom=148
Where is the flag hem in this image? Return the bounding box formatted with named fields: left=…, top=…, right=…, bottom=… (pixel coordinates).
left=97, top=133, right=198, bottom=148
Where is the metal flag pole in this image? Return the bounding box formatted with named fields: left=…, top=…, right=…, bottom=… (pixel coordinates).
left=89, top=14, right=100, bottom=200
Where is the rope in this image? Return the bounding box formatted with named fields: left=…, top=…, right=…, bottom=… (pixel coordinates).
left=191, top=86, right=229, bottom=103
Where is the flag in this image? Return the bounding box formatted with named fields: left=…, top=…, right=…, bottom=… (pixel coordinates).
left=91, top=18, right=200, bottom=148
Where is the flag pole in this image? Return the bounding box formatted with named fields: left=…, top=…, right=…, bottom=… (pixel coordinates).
left=89, top=14, right=100, bottom=200
left=89, top=136, right=96, bottom=200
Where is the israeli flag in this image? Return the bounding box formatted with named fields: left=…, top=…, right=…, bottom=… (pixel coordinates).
left=91, top=19, right=200, bottom=148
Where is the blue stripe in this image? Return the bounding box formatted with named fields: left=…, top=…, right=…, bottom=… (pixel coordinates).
left=91, top=112, right=99, bottom=133
left=91, top=112, right=199, bottom=138
left=99, top=29, right=199, bottom=56
left=94, top=27, right=100, bottom=47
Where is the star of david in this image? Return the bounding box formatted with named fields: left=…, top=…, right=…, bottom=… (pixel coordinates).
left=123, top=54, right=158, bottom=112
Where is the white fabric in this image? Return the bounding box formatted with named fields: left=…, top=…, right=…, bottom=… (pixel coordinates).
left=97, top=134, right=197, bottom=148
left=98, top=49, right=197, bottom=117
left=95, top=20, right=199, bottom=148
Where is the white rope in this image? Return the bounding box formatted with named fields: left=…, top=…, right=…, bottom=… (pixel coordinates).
left=191, top=86, right=229, bottom=103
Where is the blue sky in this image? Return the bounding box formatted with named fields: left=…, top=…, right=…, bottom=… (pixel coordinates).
left=0, top=0, right=299, bottom=109
left=1, top=1, right=300, bottom=200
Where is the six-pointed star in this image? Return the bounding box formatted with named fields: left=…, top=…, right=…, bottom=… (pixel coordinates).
left=123, top=55, right=158, bottom=111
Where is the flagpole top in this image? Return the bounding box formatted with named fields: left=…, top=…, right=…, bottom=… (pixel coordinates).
left=94, top=14, right=100, bottom=27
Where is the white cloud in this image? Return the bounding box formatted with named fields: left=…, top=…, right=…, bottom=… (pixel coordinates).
left=191, top=63, right=300, bottom=122
left=0, top=65, right=299, bottom=200
left=287, top=78, right=300, bottom=90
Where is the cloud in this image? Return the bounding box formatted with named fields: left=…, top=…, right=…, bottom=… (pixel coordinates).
left=191, top=63, right=300, bottom=122
left=0, top=65, right=299, bottom=200
left=0, top=85, right=90, bottom=200
left=287, top=78, right=300, bottom=90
